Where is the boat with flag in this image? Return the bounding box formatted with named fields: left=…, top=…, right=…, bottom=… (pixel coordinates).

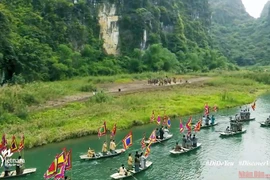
left=44, top=148, right=72, bottom=180
left=80, top=122, right=126, bottom=160
left=220, top=121, right=246, bottom=137
left=0, top=134, right=37, bottom=179
left=230, top=103, right=256, bottom=122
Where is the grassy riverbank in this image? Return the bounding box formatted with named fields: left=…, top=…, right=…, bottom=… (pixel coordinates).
left=0, top=71, right=269, bottom=148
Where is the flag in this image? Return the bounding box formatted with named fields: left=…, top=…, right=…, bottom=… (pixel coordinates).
left=251, top=101, right=256, bottom=111
left=163, top=113, right=168, bottom=125
left=167, top=118, right=171, bottom=128
left=141, top=134, right=146, bottom=150
left=18, top=135, right=24, bottom=152
left=157, top=115, right=161, bottom=125
left=213, top=105, right=218, bottom=112
left=111, top=124, right=117, bottom=137
left=57, top=151, right=65, bottom=168
left=54, top=163, right=66, bottom=179
left=0, top=134, right=7, bottom=151
left=98, top=121, right=107, bottom=137
left=10, top=135, right=18, bottom=153
left=186, top=116, right=192, bottom=132
left=204, top=103, right=209, bottom=115
left=144, top=142, right=152, bottom=158
left=122, top=131, right=132, bottom=149
left=194, top=119, right=202, bottom=132
left=65, top=150, right=72, bottom=170
left=148, top=130, right=156, bottom=142
left=150, top=111, right=155, bottom=122
left=179, top=119, right=184, bottom=133
left=44, top=157, right=58, bottom=179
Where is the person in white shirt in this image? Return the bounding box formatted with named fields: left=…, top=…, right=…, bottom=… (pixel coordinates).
left=164, top=127, right=170, bottom=138
left=118, top=164, right=127, bottom=176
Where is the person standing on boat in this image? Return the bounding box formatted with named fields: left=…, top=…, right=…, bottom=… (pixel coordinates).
left=134, top=154, right=140, bottom=172
left=226, top=126, right=230, bottom=131
left=139, top=152, right=146, bottom=169
left=127, top=153, right=133, bottom=171
left=102, top=141, right=108, bottom=155
left=202, top=115, right=206, bottom=124
left=16, top=156, right=24, bottom=175
left=3, top=159, right=10, bottom=177
left=159, top=127, right=164, bottom=139
left=192, top=135, right=197, bottom=147
left=182, top=135, right=186, bottom=148
left=186, top=135, right=191, bottom=148
left=155, top=128, right=160, bottom=139
left=164, top=127, right=169, bottom=138
left=110, top=139, right=116, bottom=154
left=206, top=115, right=210, bottom=125
left=211, top=115, right=215, bottom=125
left=118, top=164, right=127, bottom=176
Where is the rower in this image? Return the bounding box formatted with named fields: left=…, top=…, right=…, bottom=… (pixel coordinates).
left=118, top=164, right=127, bottom=176
left=159, top=127, right=164, bottom=140
left=164, top=127, right=169, bottom=138
left=182, top=135, right=186, bottom=148
left=192, top=134, right=197, bottom=147
left=211, top=115, right=215, bottom=125
left=174, top=142, right=182, bottom=151
left=127, top=153, right=133, bottom=170
left=16, top=156, right=24, bottom=175
left=226, top=126, right=230, bottom=131
left=87, top=147, right=95, bottom=157
left=110, top=139, right=116, bottom=154
left=155, top=128, right=160, bottom=139
left=102, top=141, right=107, bottom=155
left=206, top=115, right=210, bottom=125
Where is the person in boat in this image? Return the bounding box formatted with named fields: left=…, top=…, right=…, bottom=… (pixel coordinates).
left=186, top=135, right=191, bottom=148
left=159, top=126, right=164, bottom=140
left=118, top=164, right=128, bottom=176
left=226, top=126, right=230, bottom=131
left=202, top=115, right=206, bottom=124
left=140, top=152, right=147, bottom=169
left=102, top=141, right=107, bottom=155
left=87, top=147, right=95, bottom=157
left=164, top=126, right=169, bottom=138
left=174, top=142, right=182, bottom=151
left=110, top=139, right=116, bottom=154
left=3, top=159, right=10, bottom=177
left=192, top=134, right=197, bottom=147
left=211, top=115, right=215, bottom=125
left=134, top=153, right=140, bottom=172
left=155, top=128, right=160, bottom=139
left=206, top=115, right=210, bottom=125
left=182, top=135, right=186, bottom=148
left=127, top=153, right=133, bottom=170
left=16, top=156, right=24, bottom=175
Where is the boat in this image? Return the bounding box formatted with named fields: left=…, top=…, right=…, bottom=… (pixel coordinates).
left=219, top=129, right=247, bottom=137
left=110, top=161, right=153, bottom=179
left=194, top=122, right=218, bottom=129
left=260, top=122, right=270, bottom=127
left=80, top=149, right=125, bottom=160
left=0, top=168, right=36, bottom=179
left=144, top=134, right=173, bottom=145
left=230, top=110, right=255, bottom=122
left=170, top=143, right=202, bottom=155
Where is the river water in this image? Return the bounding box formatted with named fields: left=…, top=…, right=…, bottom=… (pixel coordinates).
left=16, top=94, right=270, bottom=180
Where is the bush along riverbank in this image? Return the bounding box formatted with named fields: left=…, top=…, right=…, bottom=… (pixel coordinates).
left=1, top=73, right=269, bottom=148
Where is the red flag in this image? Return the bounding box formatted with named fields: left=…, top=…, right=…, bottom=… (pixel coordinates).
left=98, top=121, right=107, bottom=137
left=179, top=119, right=184, bottom=133
left=194, top=119, right=202, bottom=132
left=111, top=124, right=117, bottom=137
left=141, top=133, right=146, bottom=150
left=251, top=101, right=256, bottom=111
left=10, top=135, right=18, bottom=153
left=18, top=135, right=24, bottom=151
left=204, top=103, right=209, bottom=115
left=0, top=134, right=7, bottom=151
left=213, top=105, right=218, bottom=112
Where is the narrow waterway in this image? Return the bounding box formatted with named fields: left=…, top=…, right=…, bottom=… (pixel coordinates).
left=13, top=94, right=270, bottom=179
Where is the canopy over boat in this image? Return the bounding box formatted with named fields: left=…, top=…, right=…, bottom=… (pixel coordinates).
left=80, top=149, right=125, bottom=160
left=0, top=168, right=36, bottom=179
left=170, top=143, right=201, bottom=155
left=110, top=161, right=153, bottom=179
left=144, top=134, right=173, bottom=145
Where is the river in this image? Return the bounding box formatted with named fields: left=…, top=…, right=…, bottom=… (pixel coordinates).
left=13, top=94, right=270, bottom=180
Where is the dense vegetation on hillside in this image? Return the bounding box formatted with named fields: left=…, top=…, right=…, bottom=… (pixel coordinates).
left=0, top=0, right=233, bottom=84
left=210, top=0, right=270, bottom=66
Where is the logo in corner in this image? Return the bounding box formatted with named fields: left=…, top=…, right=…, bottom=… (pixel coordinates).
left=0, top=149, right=13, bottom=167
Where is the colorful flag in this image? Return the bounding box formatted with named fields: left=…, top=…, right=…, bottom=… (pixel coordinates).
left=57, top=151, right=66, bottom=168
left=111, top=124, right=117, bottom=137
left=141, top=133, right=146, bottom=150
left=144, top=142, right=152, bottom=158
left=98, top=121, right=107, bottom=137
left=251, top=101, right=256, bottom=111
left=54, top=163, right=66, bottom=179
left=167, top=118, right=171, bottom=128
left=163, top=113, right=168, bottom=125
left=150, top=111, right=155, bottom=122
left=18, top=135, right=24, bottom=152
left=186, top=116, right=192, bottom=132
left=65, top=150, right=72, bottom=170
left=179, top=119, right=184, bottom=133
left=157, top=115, right=161, bottom=125
left=213, top=105, right=218, bottom=112
left=194, top=119, right=202, bottom=132
left=148, top=129, right=156, bottom=142
left=0, top=134, right=7, bottom=151
left=122, top=131, right=133, bottom=149
left=10, top=135, right=18, bottom=153
left=44, top=156, right=58, bottom=179
left=204, top=103, right=209, bottom=115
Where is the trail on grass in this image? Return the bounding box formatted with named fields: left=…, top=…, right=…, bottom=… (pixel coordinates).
left=29, top=77, right=211, bottom=111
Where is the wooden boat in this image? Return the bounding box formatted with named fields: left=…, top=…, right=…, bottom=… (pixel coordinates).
left=194, top=122, right=218, bottom=129
left=230, top=111, right=255, bottom=122
left=80, top=149, right=125, bottom=160
left=144, top=134, right=173, bottom=145
left=170, top=143, right=202, bottom=155
left=219, top=129, right=246, bottom=137
left=110, top=161, right=153, bottom=179
left=260, top=122, right=270, bottom=127
left=0, top=168, right=36, bottom=179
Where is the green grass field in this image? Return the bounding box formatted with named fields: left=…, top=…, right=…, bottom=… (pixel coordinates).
left=0, top=70, right=269, bottom=148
